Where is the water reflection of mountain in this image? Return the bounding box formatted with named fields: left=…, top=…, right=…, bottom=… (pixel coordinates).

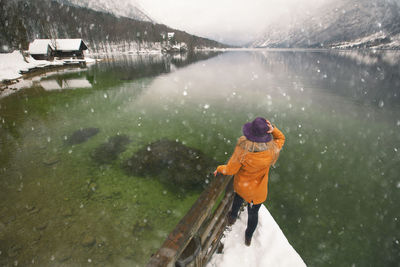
left=170, top=51, right=223, bottom=68
left=90, top=52, right=222, bottom=81
left=255, top=50, right=400, bottom=109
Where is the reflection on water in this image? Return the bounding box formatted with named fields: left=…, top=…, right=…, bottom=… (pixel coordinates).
left=0, top=50, right=399, bottom=267
left=40, top=78, right=92, bottom=90
left=255, top=49, right=400, bottom=108
left=335, top=49, right=400, bottom=66
left=88, top=52, right=223, bottom=82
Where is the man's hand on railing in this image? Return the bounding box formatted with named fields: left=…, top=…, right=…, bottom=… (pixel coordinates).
left=213, top=170, right=218, bottom=176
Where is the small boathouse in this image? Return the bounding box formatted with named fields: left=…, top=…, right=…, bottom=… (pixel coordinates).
left=28, top=39, right=88, bottom=60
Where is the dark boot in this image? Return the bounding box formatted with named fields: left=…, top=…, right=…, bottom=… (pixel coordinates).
left=244, top=203, right=261, bottom=246
left=227, top=194, right=244, bottom=226
left=227, top=212, right=237, bottom=226
left=245, top=235, right=251, bottom=246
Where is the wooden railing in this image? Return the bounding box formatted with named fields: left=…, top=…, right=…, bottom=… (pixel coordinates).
left=147, top=174, right=234, bottom=267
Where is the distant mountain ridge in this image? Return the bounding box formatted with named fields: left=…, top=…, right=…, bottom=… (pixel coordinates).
left=56, top=0, right=154, bottom=23
left=251, top=0, right=400, bottom=49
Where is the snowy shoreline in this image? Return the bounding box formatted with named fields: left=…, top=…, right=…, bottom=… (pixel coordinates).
left=0, top=51, right=98, bottom=98
left=0, top=51, right=96, bottom=83
left=2, top=47, right=397, bottom=98
left=3, top=46, right=397, bottom=83
left=0, top=47, right=225, bottom=98
left=0, top=47, right=225, bottom=84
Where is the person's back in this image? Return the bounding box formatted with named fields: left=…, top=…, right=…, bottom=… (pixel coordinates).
left=214, top=117, right=285, bottom=245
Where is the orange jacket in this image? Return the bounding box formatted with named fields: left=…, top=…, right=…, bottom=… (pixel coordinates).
left=216, top=127, right=285, bottom=204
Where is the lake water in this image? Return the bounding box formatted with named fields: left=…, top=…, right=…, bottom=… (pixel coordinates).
left=0, top=50, right=399, bottom=266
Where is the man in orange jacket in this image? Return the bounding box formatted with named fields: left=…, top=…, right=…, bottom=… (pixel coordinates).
left=214, top=117, right=285, bottom=246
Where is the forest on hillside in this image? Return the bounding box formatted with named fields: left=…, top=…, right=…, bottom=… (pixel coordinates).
left=0, top=0, right=229, bottom=53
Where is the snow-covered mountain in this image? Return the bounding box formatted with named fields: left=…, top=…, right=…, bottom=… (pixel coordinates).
left=56, top=0, right=154, bottom=23
left=251, top=0, right=400, bottom=49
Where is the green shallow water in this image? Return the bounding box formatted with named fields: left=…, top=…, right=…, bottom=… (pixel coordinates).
left=1, top=51, right=400, bottom=266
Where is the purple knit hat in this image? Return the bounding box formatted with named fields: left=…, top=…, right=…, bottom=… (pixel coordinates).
left=242, top=117, right=272, bottom=143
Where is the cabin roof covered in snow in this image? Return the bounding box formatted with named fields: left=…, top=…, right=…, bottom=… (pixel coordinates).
left=28, top=39, right=52, bottom=55
left=55, top=39, right=88, bottom=51
left=28, top=39, right=88, bottom=54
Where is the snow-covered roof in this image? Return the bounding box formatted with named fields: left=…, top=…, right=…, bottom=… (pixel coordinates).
left=28, top=39, right=88, bottom=54
left=55, top=39, right=88, bottom=51
left=28, top=39, right=52, bottom=55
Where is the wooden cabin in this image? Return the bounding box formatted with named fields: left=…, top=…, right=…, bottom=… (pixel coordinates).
left=28, top=39, right=54, bottom=60
left=28, top=39, right=88, bottom=60
left=53, top=39, right=88, bottom=59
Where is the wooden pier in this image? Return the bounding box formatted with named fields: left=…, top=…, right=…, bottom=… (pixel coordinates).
left=147, top=174, right=234, bottom=267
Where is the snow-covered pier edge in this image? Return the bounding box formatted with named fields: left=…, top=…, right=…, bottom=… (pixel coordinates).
left=147, top=172, right=306, bottom=267
left=207, top=204, right=307, bottom=267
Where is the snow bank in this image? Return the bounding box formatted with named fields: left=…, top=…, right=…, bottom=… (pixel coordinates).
left=0, top=51, right=96, bottom=82
left=0, top=51, right=41, bottom=81
left=208, top=205, right=306, bottom=267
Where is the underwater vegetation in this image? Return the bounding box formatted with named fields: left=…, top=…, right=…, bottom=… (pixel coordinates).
left=91, top=135, right=131, bottom=165
left=65, top=128, right=100, bottom=145
left=122, top=139, right=217, bottom=192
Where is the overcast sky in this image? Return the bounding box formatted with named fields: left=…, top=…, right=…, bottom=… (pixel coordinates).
left=136, top=0, right=332, bottom=45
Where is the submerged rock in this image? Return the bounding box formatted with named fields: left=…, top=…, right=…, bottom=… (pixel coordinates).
left=122, top=139, right=216, bottom=192
left=42, top=156, right=59, bottom=166
left=7, top=244, right=22, bottom=257
left=32, top=232, right=42, bottom=243
left=88, top=183, right=97, bottom=191
left=58, top=254, right=72, bottom=263
left=81, top=235, right=96, bottom=247
left=91, top=135, right=131, bottom=164
left=62, top=208, right=73, bottom=217
left=65, top=128, right=99, bottom=145
left=36, top=222, right=48, bottom=231
left=27, top=207, right=40, bottom=215
left=132, top=220, right=152, bottom=235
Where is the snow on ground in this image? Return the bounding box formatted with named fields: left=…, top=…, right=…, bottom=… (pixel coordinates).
left=0, top=51, right=45, bottom=81
left=0, top=51, right=95, bottom=82
left=85, top=41, right=163, bottom=56
left=331, top=32, right=400, bottom=50
left=208, top=204, right=306, bottom=267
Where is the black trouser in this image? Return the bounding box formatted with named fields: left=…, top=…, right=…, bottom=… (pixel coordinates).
left=230, top=193, right=262, bottom=239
